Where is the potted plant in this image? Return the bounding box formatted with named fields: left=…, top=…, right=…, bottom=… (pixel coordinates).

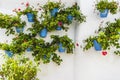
left=39, top=27, right=48, bottom=38
left=63, top=3, right=86, bottom=23
left=14, top=2, right=38, bottom=22
left=51, top=35, right=75, bottom=53
left=83, top=19, right=120, bottom=55
left=0, top=57, right=39, bottom=80
left=0, top=13, right=26, bottom=35
left=42, top=1, right=62, bottom=17
left=95, top=0, right=119, bottom=18
left=12, top=34, right=63, bottom=65
left=28, top=1, right=85, bottom=36
left=56, top=21, right=63, bottom=30
left=12, top=16, right=26, bottom=33
left=93, top=39, right=102, bottom=51
left=83, top=36, right=102, bottom=51
left=0, top=43, right=13, bottom=57
left=12, top=33, right=33, bottom=52
left=31, top=40, right=62, bottom=65
left=29, top=21, right=48, bottom=38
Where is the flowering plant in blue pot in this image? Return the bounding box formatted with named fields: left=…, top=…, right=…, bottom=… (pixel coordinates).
left=56, top=22, right=62, bottom=30
left=51, top=35, right=74, bottom=53
left=39, top=27, right=48, bottom=38
left=4, top=50, right=13, bottom=57
left=83, top=19, right=120, bottom=55
left=14, top=2, right=38, bottom=22
left=95, top=0, right=119, bottom=18
left=11, top=16, right=26, bottom=33
left=93, top=40, right=102, bottom=51
left=42, top=1, right=62, bottom=17
left=58, top=43, right=65, bottom=52
left=0, top=43, right=13, bottom=57
left=63, top=3, right=86, bottom=24
left=0, top=13, right=26, bottom=35
left=26, top=47, right=31, bottom=52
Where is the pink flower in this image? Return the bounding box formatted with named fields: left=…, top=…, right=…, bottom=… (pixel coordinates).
left=26, top=2, right=29, bottom=7
left=13, top=8, right=17, bottom=12
left=76, top=43, right=79, bottom=47
left=102, top=51, right=107, bottom=56
left=58, top=22, right=62, bottom=26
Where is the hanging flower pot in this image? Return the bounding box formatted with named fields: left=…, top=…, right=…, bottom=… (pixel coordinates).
left=26, top=13, right=34, bottom=22
left=58, top=43, right=65, bottom=52
left=43, top=55, right=47, bottom=59
left=5, top=50, right=13, bottom=57
left=67, top=14, right=73, bottom=21
left=56, top=26, right=62, bottom=30
left=26, top=47, right=31, bottom=52
left=56, top=22, right=62, bottom=30
left=39, top=28, right=48, bottom=38
left=100, top=9, right=109, bottom=18
left=16, top=27, right=24, bottom=33
left=51, top=8, right=58, bottom=17
left=93, top=40, right=102, bottom=51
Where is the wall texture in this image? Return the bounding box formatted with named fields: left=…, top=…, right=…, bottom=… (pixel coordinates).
left=75, top=0, right=120, bottom=80
left=0, top=0, right=76, bottom=80
left=0, top=0, right=120, bottom=80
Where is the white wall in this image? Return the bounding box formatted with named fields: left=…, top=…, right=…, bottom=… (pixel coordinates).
left=0, top=0, right=76, bottom=80
left=1, top=0, right=120, bottom=80
left=75, top=0, right=120, bottom=80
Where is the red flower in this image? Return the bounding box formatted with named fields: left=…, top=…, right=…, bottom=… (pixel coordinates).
left=102, top=51, right=107, bottom=56
left=18, top=8, right=21, bottom=11
left=26, top=2, right=29, bottom=7
left=76, top=43, right=79, bottom=47
left=58, top=22, right=62, bottom=26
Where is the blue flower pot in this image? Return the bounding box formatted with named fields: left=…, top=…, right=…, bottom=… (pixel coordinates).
left=39, top=28, right=47, bottom=38
left=58, top=43, right=65, bottom=53
left=67, top=14, right=73, bottom=21
left=56, top=26, right=62, bottom=30
left=26, top=13, right=34, bottom=22
left=26, top=47, right=31, bottom=52
left=5, top=50, right=13, bottom=57
left=93, top=40, right=102, bottom=51
left=51, top=8, right=58, bottom=17
left=43, top=55, right=47, bottom=59
left=100, top=9, right=109, bottom=18
left=16, top=27, right=24, bottom=33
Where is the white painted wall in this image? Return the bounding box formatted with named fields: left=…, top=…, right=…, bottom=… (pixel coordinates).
left=0, top=0, right=120, bottom=80
left=75, top=0, right=120, bottom=80
left=0, top=0, right=76, bottom=80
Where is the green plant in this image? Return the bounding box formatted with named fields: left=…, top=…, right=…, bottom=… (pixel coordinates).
left=32, top=42, right=61, bottom=65
left=28, top=20, right=44, bottom=36
left=95, top=0, right=119, bottom=14
left=0, top=43, right=10, bottom=51
left=0, top=33, right=75, bottom=65
left=83, top=19, right=120, bottom=54
left=29, top=2, right=86, bottom=34
left=42, top=1, right=62, bottom=11
left=0, top=33, right=62, bottom=65
left=14, top=2, right=38, bottom=19
left=0, top=13, right=26, bottom=35
left=51, top=35, right=75, bottom=53
left=0, top=57, right=39, bottom=80
left=62, top=3, right=86, bottom=23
